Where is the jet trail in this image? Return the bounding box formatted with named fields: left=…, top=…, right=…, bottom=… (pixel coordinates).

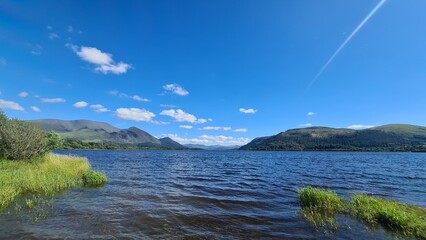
left=306, top=0, right=387, bottom=90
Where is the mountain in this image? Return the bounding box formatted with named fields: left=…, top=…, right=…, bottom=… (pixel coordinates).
left=184, top=144, right=241, bottom=150
left=159, top=137, right=187, bottom=149
left=30, top=119, right=186, bottom=149
left=240, top=124, right=426, bottom=151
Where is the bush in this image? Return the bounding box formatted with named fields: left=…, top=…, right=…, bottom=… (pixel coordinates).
left=45, top=130, right=64, bottom=150
left=0, top=112, right=49, bottom=161
left=82, top=171, right=108, bottom=187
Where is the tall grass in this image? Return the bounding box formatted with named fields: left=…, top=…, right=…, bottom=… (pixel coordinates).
left=0, top=153, right=99, bottom=210
left=298, top=186, right=346, bottom=229
left=349, top=194, right=426, bottom=239
left=298, top=186, right=426, bottom=239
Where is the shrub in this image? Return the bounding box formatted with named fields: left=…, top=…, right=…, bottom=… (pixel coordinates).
left=45, top=130, right=64, bottom=150
left=82, top=171, right=108, bottom=187
left=0, top=112, right=49, bottom=161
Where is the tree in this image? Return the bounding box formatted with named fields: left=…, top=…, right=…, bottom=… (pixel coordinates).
left=45, top=131, right=64, bottom=150
left=0, top=111, right=49, bottom=161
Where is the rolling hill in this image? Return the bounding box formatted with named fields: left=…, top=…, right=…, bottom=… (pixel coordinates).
left=240, top=124, right=426, bottom=151
left=30, top=119, right=186, bottom=149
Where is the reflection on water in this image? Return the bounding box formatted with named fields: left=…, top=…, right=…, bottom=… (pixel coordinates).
left=0, top=150, right=425, bottom=239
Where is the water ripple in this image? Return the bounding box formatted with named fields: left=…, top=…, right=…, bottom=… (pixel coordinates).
left=0, top=150, right=424, bottom=239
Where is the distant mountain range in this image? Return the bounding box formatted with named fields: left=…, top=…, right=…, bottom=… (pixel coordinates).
left=30, top=120, right=426, bottom=151
left=184, top=144, right=241, bottom=150
left=240, top=124, right=426, bottom=152
left=30, top=119, right=186, bottom=149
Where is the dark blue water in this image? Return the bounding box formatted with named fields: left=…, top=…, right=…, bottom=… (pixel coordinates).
left=1, top=150, right=425, bottom=239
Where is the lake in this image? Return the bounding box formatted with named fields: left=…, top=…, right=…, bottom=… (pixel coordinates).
left=0, top=150, right=425, bottom=239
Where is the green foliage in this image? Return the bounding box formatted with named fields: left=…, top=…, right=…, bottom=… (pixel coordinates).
left=241, top=125, right=426, bottom=151
left=298, top=187, right=426, bottom=239
left=45, top=130, right=64, bottom=150
left=62, top=139, right=184, bottom=150
left=298, top=187, right=346, bottom=229
left=0, top=112, right=49, bottom=161
left=299, top=187, right=346, bottom=214
left=349, top=194, right=426, bottom=239
left=82, top=170, right=107, bottom=187
left=0, top=154, right=90, bottom=210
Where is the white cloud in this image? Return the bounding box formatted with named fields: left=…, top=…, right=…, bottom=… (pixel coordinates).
left=41, top=98, right=66, bottom=103
left=68, top=45, right=131, bottom=75
left=95, top=63, right=132, bottom=75
left=307, top=112, right=315, bottom=116
left=160, top=109, right=196, bottom=123
left=240, top=108, right=257, bottom=114
left=160, top=104, right=178, bottom=108
left=179, top=125, right=193, bottom=129
left=347, top=124, right=375, bottom=130
left=90, top=104, right=110, bottom=113
left=30, top=106, right=41, bottom=112
left=234, top=128, right=247, bottom=133
left=18, top=92, right=28, bottom=98
left=132, top=95, right=150, bottom=102
left=115, top=108, right=156, bottom=122
left=201, top=126, right=232, bottom=131
left=160, top=109, right=207, bottom=124
left=29, top=43, right=42, bottom=55
left=46, top=25, right=53, bottom=30
left=299, top=123, right=313, bottom=127
left=0, top=99, right=24, bottom=112
left=0, top=57, right=6, bottom=65
left=197, top=118, right=208, bottom=124
left=67, top=25, right=74, bottom=32
left=73, top=101, right=89, bottom=108
left=48, top=33, right=60, bottom=40
left=109, top=90, right=150, bottom=102
left=163, top=84, right=189, bottom=96
left=163, top=134, right=251, bottom=146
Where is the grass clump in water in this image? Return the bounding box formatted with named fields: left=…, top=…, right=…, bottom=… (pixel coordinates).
left=82, top=170, right=108, bottom=187
left=0, top=153, right=106, bottom=211
left=298, top=186, right=426, bottom=239
left=349, top=194, right=426, bottom=239
left=298, top=186, right=346, bottom=229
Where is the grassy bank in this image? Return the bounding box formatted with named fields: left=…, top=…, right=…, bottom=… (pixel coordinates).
left=298, top=187, right=426, bottom=239
left=0, top=153, right=107, bottom=210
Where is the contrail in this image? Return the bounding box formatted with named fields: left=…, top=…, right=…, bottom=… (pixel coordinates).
left=306, top=0, right=387, bottom=90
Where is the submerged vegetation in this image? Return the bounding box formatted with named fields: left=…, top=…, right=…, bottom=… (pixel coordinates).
left=82, top=170, right=108, bottom=187
left=298, top=187, right=426, bottom=239
left=298, top=187, right=345, bottom=229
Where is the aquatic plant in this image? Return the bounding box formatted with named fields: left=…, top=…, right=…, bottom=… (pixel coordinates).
left=82, top=170, right=108, bottom=187
left=349, top=194, right=426, bottom=239
left=298, top=186, right=346, bottom=229
left=298, top=187, right=426, bottom=239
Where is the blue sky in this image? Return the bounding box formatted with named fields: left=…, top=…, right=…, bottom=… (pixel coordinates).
left=1, top=0, right=426, bottom=146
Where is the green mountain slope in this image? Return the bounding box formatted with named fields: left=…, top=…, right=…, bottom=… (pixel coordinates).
left=30, top=119, right=186, bottom=149
left=159, top=137, right=187, bottom=149
left=240, top=124, right=426, bottom=151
